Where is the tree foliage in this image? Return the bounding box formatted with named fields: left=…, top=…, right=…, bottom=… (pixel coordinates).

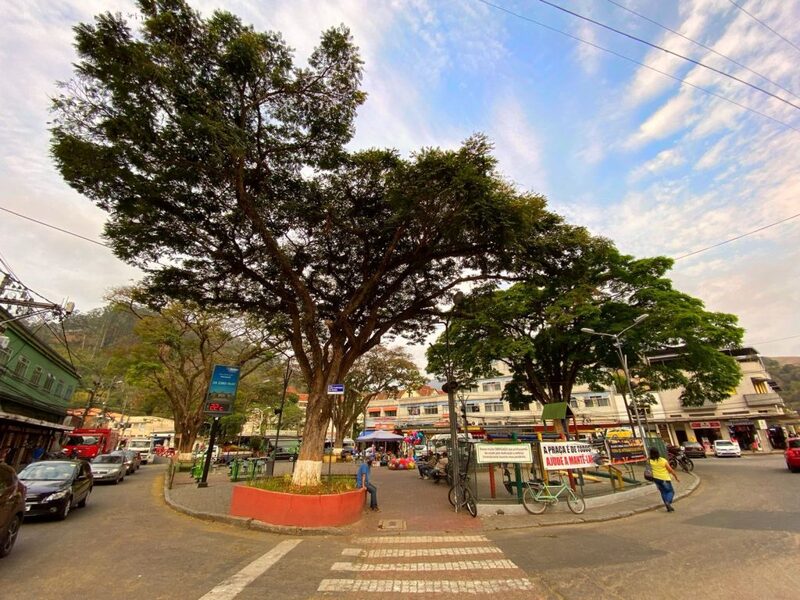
left=428, top=243, right=744, bottom=410
left=51, top=0, right=568, bottom=484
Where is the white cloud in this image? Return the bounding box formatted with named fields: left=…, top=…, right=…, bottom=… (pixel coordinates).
left=630, top=148, right=686, bottom=181
left=625, top=88, right=700, bottom=148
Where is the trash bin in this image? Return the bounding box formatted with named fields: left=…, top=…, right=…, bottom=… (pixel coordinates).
left=264, top=458, right=275, bottom=477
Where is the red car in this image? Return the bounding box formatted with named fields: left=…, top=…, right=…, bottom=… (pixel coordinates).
left=785, top=438, right=800, bottom=473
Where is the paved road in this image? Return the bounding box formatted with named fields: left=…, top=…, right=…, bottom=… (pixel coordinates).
left=2, top=455, right=797, bottom=599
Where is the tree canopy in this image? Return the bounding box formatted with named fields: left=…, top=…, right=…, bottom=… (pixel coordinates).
left=427, top=243, right=744, bottom=412
left=51, top=0, right=568, bottom=484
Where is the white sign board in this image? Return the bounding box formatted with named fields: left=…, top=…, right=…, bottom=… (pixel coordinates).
left=327, top=384, right=345, bottom=395
left=540, top=441, right=596, bottom=471
left=475, top=443, right=533, bottom=464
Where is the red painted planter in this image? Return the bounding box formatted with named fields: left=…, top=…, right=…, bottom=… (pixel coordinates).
left=229, top=484, right=366, bottom=528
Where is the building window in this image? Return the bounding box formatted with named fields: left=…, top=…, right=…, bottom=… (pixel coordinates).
left=467, top=403, right=480, bottom=413
left=424, top=405, right=438, bottom=415
left=368, top=410, right=381, bottom=417
left=509, top=403, right=529, bottom=411
left=54, top=380, right=64, bottom=397
left=407, top=405, right=421, bottom=416
left=751, top=378, right=769, bottom=394
left=30, top=366, right=43, bottom=386
left=569, top=397, right=579, bottom=408
left=43, top=373, right=55, bottom=392
left=482, top=382, right=502, bottom=392
left=64, top=385, right=74, bottom=401
left=596, top=397, right=610, bottom=408
left=384, top=410, right=397, bottom=417
left=13, top=356, right=29, bottom=379
left=584, top=397, right=595, bottom=408
left=485, top=402, right=505, bottom=413
left=0, top=347, right=9, bottom=366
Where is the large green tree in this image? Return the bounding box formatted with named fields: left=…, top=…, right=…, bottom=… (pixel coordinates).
left=428, top=243, right=744, bottom=418
left=50, top=0, right=564, bottom=484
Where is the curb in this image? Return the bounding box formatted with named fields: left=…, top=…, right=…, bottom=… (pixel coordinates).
left=162, top=471, right=701, bottom=535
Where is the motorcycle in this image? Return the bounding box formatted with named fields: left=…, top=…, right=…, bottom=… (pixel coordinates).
left=667, top=446, right=694, bottom=473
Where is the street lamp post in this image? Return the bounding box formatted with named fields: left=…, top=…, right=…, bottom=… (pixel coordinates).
left=581, top=314, right=649, bottom=442
left=440, top=292, right=465, bottom=512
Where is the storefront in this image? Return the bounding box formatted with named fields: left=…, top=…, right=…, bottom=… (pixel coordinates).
left=688, top=420, right=722, bottom=453
left=727, top=419, right=756, bottom=450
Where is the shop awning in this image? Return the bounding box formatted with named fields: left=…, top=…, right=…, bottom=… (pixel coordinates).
left=0, top=410, right=73, bottom=431
left=540, top=402, right=574, bottom=421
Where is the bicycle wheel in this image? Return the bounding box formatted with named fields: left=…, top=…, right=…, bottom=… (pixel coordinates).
left=502, top=468, right=514, bottom=494
left=463, top=488, right=478, bottom=518
left=566, top=489, right=586, bottom=514
left=682, top=457, right=694, bottom=473
left=522, top=485, right=547, bottom=514
left=668, top=456, right=678, bottom=469
left=448, top=485, right=457, bottom=507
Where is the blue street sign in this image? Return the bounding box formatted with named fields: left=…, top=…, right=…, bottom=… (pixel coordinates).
left=204, top=365, right=241, bottom=414
left=327, top=383, right=345, bottom=395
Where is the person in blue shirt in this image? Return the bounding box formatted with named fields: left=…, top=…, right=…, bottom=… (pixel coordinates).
left=356, top=460, right=379, bottom=511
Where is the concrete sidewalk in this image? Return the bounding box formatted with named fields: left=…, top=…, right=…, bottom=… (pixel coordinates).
left=163, top=460, right=700, bottom=535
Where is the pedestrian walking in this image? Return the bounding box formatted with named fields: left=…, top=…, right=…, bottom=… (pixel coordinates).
left=648, top=447, right=679, bottom=512
left=356, top=458, right=379, bottom=511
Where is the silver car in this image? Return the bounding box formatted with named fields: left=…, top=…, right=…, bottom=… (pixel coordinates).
left=90, top=454, right=126, bottom=484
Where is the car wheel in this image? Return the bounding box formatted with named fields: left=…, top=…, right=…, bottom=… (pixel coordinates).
left=0, top=514, right=22, bottom=558
left=57, top=497, right=72, bottom=521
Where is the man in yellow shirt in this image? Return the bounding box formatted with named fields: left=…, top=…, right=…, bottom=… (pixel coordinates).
left=648, top=447, right=680, bottom=512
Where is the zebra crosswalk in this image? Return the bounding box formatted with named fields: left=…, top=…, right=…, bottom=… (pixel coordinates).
left=317, top=534, right=539, bottom=597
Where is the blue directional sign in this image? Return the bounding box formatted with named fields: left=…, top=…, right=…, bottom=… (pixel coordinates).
left=327, top=383, right=345, bottom=395
left=204, top=365, right=241, bottom=415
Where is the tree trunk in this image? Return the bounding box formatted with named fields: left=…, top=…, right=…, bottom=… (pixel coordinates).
left=292, top=388, right=330, bottom=486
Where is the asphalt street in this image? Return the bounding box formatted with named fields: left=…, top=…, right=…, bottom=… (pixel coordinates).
left=1, top=454, right=797, bottom=599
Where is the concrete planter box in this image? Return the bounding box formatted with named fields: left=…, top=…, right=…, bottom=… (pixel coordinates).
left=229, top=484, right=366, bottom=527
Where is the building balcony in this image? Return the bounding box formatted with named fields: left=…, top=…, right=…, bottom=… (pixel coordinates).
left=743, top=393, right=785, bottom=408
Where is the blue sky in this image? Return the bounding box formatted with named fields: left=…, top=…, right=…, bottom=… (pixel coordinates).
left=1, top=0, right=799, bottom=362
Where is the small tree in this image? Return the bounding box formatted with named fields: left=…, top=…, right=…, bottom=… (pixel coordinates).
left=331, top=346, right=424, bottom=451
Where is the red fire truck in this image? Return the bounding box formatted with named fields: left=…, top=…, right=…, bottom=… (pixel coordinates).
left=62, top=428, right=120, bottom=460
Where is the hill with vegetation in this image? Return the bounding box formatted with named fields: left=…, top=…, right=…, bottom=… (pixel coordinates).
left=763, top=357, right=800, bottom=414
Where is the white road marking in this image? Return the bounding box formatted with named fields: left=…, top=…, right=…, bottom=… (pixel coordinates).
left=198, top=539, right=302, bottom=600
left=353, top=534, right=489, bottom=544
left=342, top=546, right=504, bottom=558
left=318, top=579, right=534, bottom=593
left=331, top=559, right=518, bottom=571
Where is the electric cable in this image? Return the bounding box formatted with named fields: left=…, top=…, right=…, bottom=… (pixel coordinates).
left=0, top=205, right=110, bottom=247
left=534, top=0, right=800, bottom=112
left=727, top=0, right=800, bottom=55
left=746, top=333, right=800, bottom=347
left=604, top=0, right=800, bottom=101
left=672, top=211, right=800, bottom=260
left=474, top=0, right=800, bottom=134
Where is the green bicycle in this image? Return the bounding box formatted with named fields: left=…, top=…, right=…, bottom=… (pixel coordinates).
left=522, top=478, right=586, bottom=515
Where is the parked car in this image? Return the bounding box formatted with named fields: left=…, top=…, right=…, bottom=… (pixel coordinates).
left=785, top=438, right=800, bottom=472
left=0, top=463, right=25, bottom=558
left=110, top=450, right=140, bottom=474
left=681, top=441, right=707, bottom=458
left=90, top=454, right=127, bottom=484
left=713, top=439, right=742, bottom=458
left=18, top=460, right=93, bottom=520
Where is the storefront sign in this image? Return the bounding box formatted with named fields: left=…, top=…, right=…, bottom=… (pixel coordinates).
left=606, top=438, right=647, bottom=464
left=690, top=421, right=721, bottom=429
left=475, top=443, right=533, bottom=464
left=539, top=442, right=596, bottom=471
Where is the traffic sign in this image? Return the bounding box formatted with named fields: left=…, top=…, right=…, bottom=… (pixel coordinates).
left=327, top=383, right=345, bottom=395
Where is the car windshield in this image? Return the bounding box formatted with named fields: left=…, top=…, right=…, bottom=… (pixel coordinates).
left=683, top=442, right=700, bottom=447
left=716, top=441, right=734, bottom=447
left=20, top=463, right=76, bottom=481
left=92, top=455, right=124, bottom=464
left=788, top=439, right=800, bottom=449
left=66, top=435, right=98, bottom=446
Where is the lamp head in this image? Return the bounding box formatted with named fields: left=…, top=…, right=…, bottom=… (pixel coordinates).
left=634, top=313, right=649, bottom=324
left=580, top=328, right=595, bottom=334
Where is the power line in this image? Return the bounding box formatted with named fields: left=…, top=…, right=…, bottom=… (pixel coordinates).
left=673, top=211, right=800, bottom=261
left=604, top=0, right=800, bottom=101
left=0, top=205, right=110, bottom=248
left=747, top=334, right=800, bottom=347
left=727, top=0, right=800, bottom=55
left=534, top=0, right=800, bottom=113
left=475, top=1, right=800, bottom=134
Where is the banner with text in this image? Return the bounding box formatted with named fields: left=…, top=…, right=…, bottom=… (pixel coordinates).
left=540, top=441, right=596, bottom=471
left=475, top=443, right=533, bottom=464
left=606, top=438, right=647, bottom=464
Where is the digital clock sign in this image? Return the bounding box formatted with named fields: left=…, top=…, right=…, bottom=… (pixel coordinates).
left=203, top=365, right=241, bottom=415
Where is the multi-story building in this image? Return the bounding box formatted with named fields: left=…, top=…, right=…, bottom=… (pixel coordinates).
left=363, top=347, right=795, bottom=450
left=0, top=308, right=78, bottom=468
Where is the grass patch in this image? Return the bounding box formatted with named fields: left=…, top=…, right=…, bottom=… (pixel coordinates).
left=248, top=474, right=356, bottom=495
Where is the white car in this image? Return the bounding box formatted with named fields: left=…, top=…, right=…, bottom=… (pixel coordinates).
left=713, top=440, right=741, bottom=458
